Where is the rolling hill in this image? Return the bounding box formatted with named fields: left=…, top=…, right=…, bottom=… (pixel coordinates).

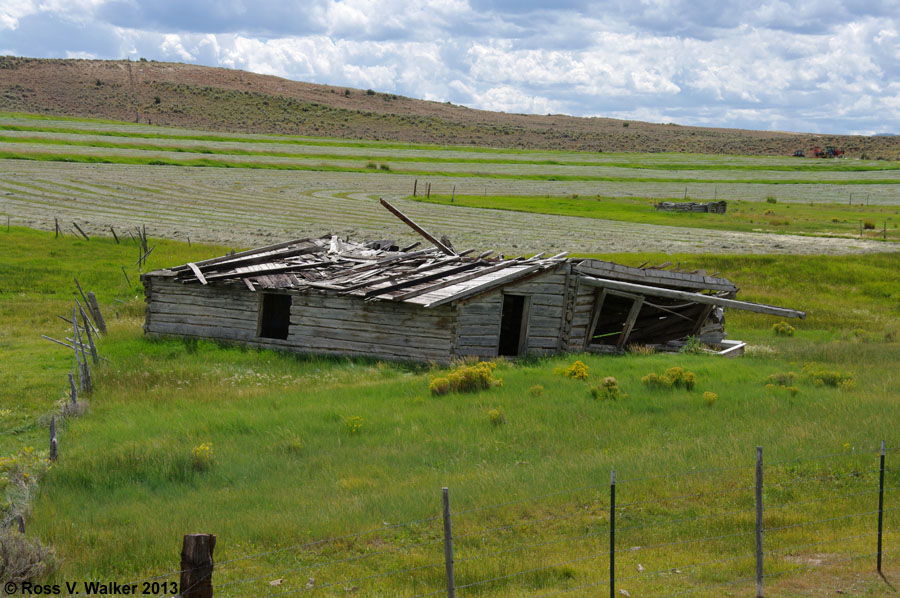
left=2, top=55, right=898, bottom=159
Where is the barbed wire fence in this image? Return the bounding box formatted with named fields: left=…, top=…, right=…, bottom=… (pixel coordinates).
left=76, top=442, right=899, bottom=598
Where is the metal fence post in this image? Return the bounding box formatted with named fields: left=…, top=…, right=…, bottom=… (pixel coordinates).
left=756, top=446, right=764, bottom=598
left=442, top=487, right=456, bottom=598
left=610, top=470, right=616, bottom=598
left=878, top=440, right=885, bottom=573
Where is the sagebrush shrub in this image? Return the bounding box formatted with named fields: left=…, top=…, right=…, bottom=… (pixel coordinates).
left=0, top=529, right=57, bottom=585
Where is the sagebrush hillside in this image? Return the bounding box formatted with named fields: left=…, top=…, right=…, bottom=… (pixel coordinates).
left=2, top=56, right=898, bottom=158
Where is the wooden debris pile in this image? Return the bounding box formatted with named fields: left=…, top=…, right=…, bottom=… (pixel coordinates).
left=655, top=201, right=727, bottom=214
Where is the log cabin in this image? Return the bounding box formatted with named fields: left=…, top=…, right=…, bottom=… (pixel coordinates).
left=142, top=203, right=804, bottom=363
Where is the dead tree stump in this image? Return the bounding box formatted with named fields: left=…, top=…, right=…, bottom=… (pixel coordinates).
left=180, top=534, right=215, bottom=598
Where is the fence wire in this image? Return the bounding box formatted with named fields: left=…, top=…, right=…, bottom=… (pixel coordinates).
left=127, top=444, right=898, bottom=598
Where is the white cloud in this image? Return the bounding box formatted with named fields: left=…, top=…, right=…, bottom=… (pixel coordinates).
left=160, top=33, right=193, bottom=61
left=0, top=0, right=38, bottom=30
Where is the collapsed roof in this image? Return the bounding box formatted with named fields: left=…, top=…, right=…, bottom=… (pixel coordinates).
left=169, top=199, right=804, bottom=322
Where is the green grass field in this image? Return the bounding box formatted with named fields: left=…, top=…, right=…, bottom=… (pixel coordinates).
left=413, top=194, right=900, bottom=241
left=4, top=113, right=900, bottom=209
left=2, top=227, right=900, bottom=596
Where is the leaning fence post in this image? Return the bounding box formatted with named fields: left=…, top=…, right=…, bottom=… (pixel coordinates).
left=180, top=534, right=215, bottom=598
left=610, top=470, right=616, bottom=598
left=442, top=487, right=456, bottom=598
left=49, top=416, right=57, bottom=462
left=68, top=372, right=77, bottom=406
left=86, top=291, right=107, bottom=334
left=756, top=446, right=764, bottom=598
left=878, top=440, right=885, bottom=573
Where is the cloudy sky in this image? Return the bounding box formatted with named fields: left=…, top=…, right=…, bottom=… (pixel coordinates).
left=2, top=0, right=899, bottom=135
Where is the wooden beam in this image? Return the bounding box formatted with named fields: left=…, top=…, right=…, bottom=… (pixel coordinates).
left=380, top=198, right=456, bottom=255
left=617, top=296, right=644, bottom=349
left=187, top=263, right=208, bottom=285
left=392, top=259, right=523, bottom=302
left=579, top=277, right=805, bottom=319
left=199, top=261, right=329, bottom=282
left=690, top=304, right=716, bottom=336
left=171, top=238, right=318, bottom=271
left=423, top=263, right=548, bottom=308
left=363, top=262, right=481, bottom=298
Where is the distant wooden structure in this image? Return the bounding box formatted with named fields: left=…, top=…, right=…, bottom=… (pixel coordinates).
left=655, top=201, right=727, bottom=214
left=142, top=201, right=802, bottom=363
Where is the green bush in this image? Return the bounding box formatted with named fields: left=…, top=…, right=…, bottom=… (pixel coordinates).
left=430, top=362, right=500, bottom=395
left=429, top=377, right=451, bottom=396
left=766, top=195, right=777, bottom=204
left=190, top=442, right=214, bottom=472
left=343, top=416, right=364, bottom=435
left=642, top=367, right=696, bottom=391
left=488, top=408, right=505, bottom=426
left=766, top=372, right=797, bottom=386
left=772, top=321, right=795, bottom=337
left=590, top=376, right=620, bottom=400
left=805, top=369, right=852, bottom=388
left=556, top=360, right=589, bottom=380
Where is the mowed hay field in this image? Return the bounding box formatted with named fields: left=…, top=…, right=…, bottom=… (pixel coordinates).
left=1, top=112, right=899, bottom=256
left=2, top=228, right=900, bottom=597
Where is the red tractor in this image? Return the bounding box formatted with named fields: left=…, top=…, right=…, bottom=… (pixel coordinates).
left=813, top=145, right=844, bottom=158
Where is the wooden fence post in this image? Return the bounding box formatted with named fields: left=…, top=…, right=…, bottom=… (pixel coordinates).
left=442, top=488, right=455, bottom=598
left=49, top=416, right=58, bottom=462
left=68, top=372, right=77, bottom=406
left=180, top=534, right=215, bottom=598
left=87, top=292, right=107, bottom=334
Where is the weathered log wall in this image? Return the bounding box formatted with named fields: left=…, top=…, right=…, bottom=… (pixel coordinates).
left=144, top=274, right=456, bottom=363
left=454, top=265, right=570, bottom=359
left=288, top=293, right=454, bottom=363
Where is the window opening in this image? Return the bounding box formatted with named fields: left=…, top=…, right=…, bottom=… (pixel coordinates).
left=258, top=293, right=292, bottom=340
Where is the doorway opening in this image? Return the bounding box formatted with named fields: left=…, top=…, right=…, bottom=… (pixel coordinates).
left=498, top=294, right=529, bottom=356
